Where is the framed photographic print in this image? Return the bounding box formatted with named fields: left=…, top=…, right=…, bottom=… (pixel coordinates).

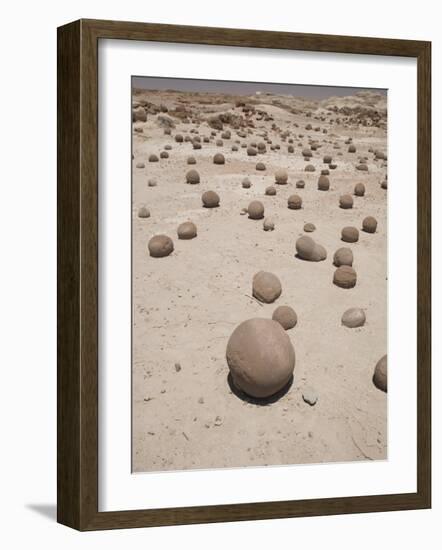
left=57, top=19, right=431, bottom=530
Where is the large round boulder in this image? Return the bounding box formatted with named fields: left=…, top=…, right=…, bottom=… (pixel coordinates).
left=226, top=318, right=295, bottom=398
left=186, top=169, right=200, bottom=184
left=333, top=266, right=357, bottom=288
left=148, top=235, right=174, bottom=258
left=288, top=194, right=302, bottom=210
left=248, top=200, right=265, bottom=220
left=296, top=236, right=327, bottom=262
left=252, top=271, right=282, bottom=303
left=202, top=190, right=220, bottom=208
left=373, top=355, right=387, bottom=392
left=177, top=221, right=197, bottom=240
left=341, top=308, right=366, bottom=328
left=333, top=247, right=353, bottom=267
left=213, top=153, right=225, bottom=165
left=341, top=226, right=359, bottom=243
left=362, top=216, right=378, bottom=233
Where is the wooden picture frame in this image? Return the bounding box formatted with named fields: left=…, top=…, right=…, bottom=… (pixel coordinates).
left=57, top=18, right=431, bottom=531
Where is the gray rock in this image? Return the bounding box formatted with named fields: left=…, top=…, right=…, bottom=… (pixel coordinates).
left=302, top=386, right=318, bottom=406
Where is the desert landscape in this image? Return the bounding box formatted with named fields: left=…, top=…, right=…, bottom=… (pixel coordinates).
left=131, top=79, right=388, bottom=473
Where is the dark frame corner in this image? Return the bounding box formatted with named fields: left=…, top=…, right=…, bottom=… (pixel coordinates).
left=57, top=19, right=431, bottom=531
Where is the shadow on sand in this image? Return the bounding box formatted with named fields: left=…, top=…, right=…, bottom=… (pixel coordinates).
left=227, top=372, right=293, bottom=406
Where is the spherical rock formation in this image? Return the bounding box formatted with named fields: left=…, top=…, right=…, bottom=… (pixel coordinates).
left=275, top=169, right=288, bottom=185
left=288, top=194, right=303, bottom=210
left=226, top=318, right=295, bottom=398
left=213, top=153, right=225, bottom=165
left=247, top=147, right=257, bottom=156
left=256, top=162, right=266, bottom=171
left=381, top=179, right=388, bottom=190
left=318, top=175, right=330, bottom=191
left=373, top=355, right=387, bottom=392
left=323, top=155, right=332, bottom=164
left=296, top=236, right=327, bottom=262
left=248, top=200, right=265, bottom=220
left=339, top=194, right=354, bottom=209
left=252, top=271, right=282, bottom=303
left=175, top=134, right=184, bottom=143
left=272, top=305, right=298, bottom=330
left=147, top=178, right=157, bottom=187
left=362, top=216, right=378, bottom=233
left=333, top=247, right=353, bottom=267
left=185, top=169, right=200, bottom=184
left=187, top=156, right=196, bottom=165
left=354, top=182, right=365, bottom=196
left=148, top=235, right=174, bottom=258
left=137, top=206, right=150, bottom=218
left=263, top=217, right=275, bottom=231
left=303, top=222, right=316, bottom=232
left=341, top=308, right=366, bottom=328
left=177, top=221, right=197, bottom=240
left=348, top=144, right=356, bottom=153
left=305, top=164, right=316, bottom=172
left=341, top=226, right=359, bottom=243
left=148, top=154, right=159, bottom=162
left=333, top=266, right=357, bottom=289
left=356, top=163, right=368, bottom=171
left=296, top=180, right=305, bottom=189
left=136, top=162, right=145, bottom=169
left=242, top=177, right=252, bottom=189
left=202, top=190, right=220, bottom=208
left=265, top=186, right=276, bottom=196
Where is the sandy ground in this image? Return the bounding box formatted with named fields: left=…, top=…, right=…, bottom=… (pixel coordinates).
left=131, top=89, right=387, bottom=473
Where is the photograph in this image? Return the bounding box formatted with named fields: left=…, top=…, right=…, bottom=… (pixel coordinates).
left=131, top=76, right=389, bottom=473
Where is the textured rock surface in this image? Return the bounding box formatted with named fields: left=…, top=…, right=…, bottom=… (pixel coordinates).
left=226, top=318, right=295, bottom=398
left=341, top=308, right=366, bottom=328
left=373, top=355, right=387, bottom=392
left=272, top=305, right=298, bottom=330
left=252, top=271, right=282, bottom=303
left=148, top=235, right=174, bottom=258
left=333, top=266, right=357, bottom=288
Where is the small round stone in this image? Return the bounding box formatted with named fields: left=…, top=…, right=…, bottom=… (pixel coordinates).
left=226, top=318, right=295, bottom=398
left=373, top=355, right=387, bottom=392
left=333, top=266, right=357, bottom=288
left=263, top=217, right=275, bottom=231
left=354, top=182, right=365, bottom=196
left=296, top=236, right=327, bottom=262
left=202, top=190, right=220, bottom=208
left=148, top=235, right=174, bottom=258
left=318, top=175, right=330, bottom=190
left=362, top=216, right=378, bottom=233
left=252, top=271, right=282, bottom=303
left=333, top=247, right=353, bottom=267
left=275, top=169, right=288, bottom=185
left=341, top=308, right=366, bottom=328
left=272, top=305, right=297, bottom=330
left=148, top=154, right=159, bottom=162
left=186, top=169, right=200, bottom=184
left=136, top=162, right=145, bottom=169
left=213, top=153, right=225, bottom=165
left=305, top=164, right=315, bottom=172
left=341, top=226, right=359, bottom=243
left=177, top=221, right=197, bottom=240
left=296, top=180, right=305, bottom=189
left=265, top=186, right=276, bottom=196
left=242, top=177, right=251, bottom=189
left=187, top=156, right=196, bottom=164
left=160, top=151, right=169, bottom=159
left=303, top=223, right=316, bottom=232
left=247, top=147, right=257, bottom=156
left=137, top=206, right=150, bottom=218
left=248, top=200, right=265, bottom=220
left=339, top=194, right=354, bottom=209
left=288, top=194, right=302, bottom=210
left=256, top=162, right=266, bottom=171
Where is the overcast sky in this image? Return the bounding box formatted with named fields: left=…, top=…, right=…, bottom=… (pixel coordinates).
left=132, top=76, right=387, bottom=100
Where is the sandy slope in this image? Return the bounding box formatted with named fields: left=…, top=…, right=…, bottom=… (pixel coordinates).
left=131, top=90, right=387, bottom=473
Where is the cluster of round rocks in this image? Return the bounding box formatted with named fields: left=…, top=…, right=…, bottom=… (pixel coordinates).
left=135, top=116, right=387, bottom=399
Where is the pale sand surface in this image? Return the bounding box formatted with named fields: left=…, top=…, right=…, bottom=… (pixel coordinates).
left=131, top=89, right=387, bottom=472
